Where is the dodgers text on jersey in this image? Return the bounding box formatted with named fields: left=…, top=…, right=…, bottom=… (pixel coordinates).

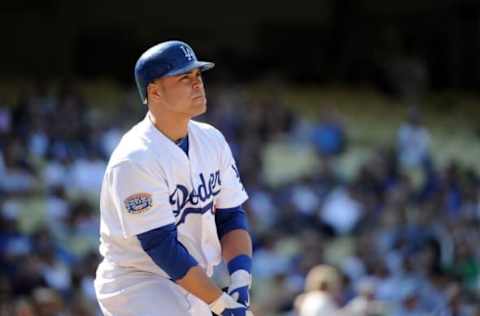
left=169, top=170, right=221, bottom=225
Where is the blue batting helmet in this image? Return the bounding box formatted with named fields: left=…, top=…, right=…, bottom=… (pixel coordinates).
left=134, top=40, right=215, bottom=104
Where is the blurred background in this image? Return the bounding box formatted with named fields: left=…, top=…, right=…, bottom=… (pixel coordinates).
left=1, top=0, right=480, bottom=315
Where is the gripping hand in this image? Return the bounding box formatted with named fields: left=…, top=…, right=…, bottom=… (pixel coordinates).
left=209, top=293, right=254, bottom=316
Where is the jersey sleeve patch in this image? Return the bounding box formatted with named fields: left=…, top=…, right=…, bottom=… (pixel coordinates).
left=124, top=193, right=153, bottom=214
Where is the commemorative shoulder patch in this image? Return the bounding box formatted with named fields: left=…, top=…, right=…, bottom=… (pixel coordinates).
left=124, top=193, right=153, bottom=214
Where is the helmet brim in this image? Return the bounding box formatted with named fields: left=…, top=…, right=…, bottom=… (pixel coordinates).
left=166, top=61, right=215, bottom=77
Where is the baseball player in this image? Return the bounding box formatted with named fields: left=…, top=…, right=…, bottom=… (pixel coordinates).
left=94, top=40, right=254, bottom=316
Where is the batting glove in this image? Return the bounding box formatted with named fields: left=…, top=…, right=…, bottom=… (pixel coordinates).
left=227, top=255, right=252, bottom=307
left=209, top=293, right=254, bottom=316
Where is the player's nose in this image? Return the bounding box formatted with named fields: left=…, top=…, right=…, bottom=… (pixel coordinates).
left=190, top=69, right=203, bottom=88
left=192, top=76, right=204, bottom=90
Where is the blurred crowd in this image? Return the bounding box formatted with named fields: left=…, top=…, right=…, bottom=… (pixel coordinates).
left=0, top=81, right=479, bottom=316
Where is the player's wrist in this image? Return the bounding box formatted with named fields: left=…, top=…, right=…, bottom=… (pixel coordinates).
left=229, top=269, right=251, bottom=288
left=228, top=254, right=252, bottom=288
left=227, top=255, right=252, bottom=275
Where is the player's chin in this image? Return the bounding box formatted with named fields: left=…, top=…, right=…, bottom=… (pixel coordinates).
left=191, top=97, right=207, bottom=115
left=193, top=96, right=207, bottom=107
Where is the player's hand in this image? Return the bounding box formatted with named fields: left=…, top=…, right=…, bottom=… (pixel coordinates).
left=227, top=270, right=251, bottom=307
left=209, top=293, right=254, bottom=316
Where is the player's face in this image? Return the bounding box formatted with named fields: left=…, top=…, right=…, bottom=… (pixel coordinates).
left=151, top=68, right=207, bottom=117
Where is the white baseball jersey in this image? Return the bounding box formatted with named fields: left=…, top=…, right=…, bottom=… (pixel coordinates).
left=95, top=113, right=248, bottom=300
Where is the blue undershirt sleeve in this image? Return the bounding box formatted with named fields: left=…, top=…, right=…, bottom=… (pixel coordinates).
left=215, top=206, right=249, bottom=240
left=137, top=223, right=198, bottom=280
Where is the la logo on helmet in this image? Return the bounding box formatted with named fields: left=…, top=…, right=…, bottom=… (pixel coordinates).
left=181, top=45, right=194, bottom=61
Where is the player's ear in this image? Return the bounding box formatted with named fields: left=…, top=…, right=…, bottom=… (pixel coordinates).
left=147, top=81, right=163, bottom=100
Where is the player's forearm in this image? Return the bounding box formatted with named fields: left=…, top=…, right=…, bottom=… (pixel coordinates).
left=220, top=229, right=252, bottom=262
left=221, top=229, right=253, bottom=308
left=176, top=265, right=223, bottom=304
